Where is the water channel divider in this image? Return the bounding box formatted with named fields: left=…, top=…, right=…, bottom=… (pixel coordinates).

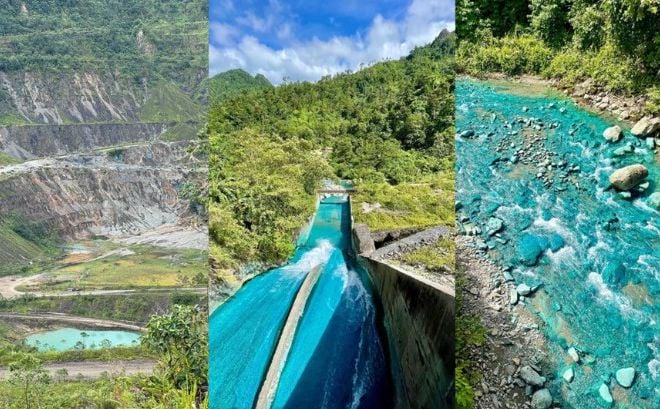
left=253, top=263, right=325, bottom=409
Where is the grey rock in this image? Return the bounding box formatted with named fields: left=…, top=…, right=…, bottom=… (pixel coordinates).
left=603, top=125, right=622, bottom=142
left=516, top=283, right=532, bottom=296
left=519, top=365, right=545, bottom=386
left=647, top=192, right=660, bottom=210
left=598, top=383, right=613, bottom=405
left=531, top=389, right=552, bottom=409
left=567, top=347, right=580, bottom=363
left=631, top=116, right=660, bottom=137
left=562, top=367, right=574, bottom=383
left=615, top=367, right=635, bottom=388
left=509, top=288, right=519, bottom=305
left=485, top=217, right=504, bottom=236
left=646, top=137, right=655, bottom=149
left=609, top=164, right=648, bottom=190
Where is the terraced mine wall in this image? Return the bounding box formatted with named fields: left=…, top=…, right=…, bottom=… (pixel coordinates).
left=0, top=164, right=200, bottom=240
left=353, top=226, right=455, bottom=409
left=0, top=122, right=171, bottom=159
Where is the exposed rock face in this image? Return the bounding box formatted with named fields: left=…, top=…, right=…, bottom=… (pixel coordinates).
left=0, top=147, right=204, bottom=241
left=603, top=125, right=622, bottom=142
left=0, top=123, right=172, bottom=159
left=630, top=116, right=660, bottom=137
left=609, top=164, right=648, bottom=190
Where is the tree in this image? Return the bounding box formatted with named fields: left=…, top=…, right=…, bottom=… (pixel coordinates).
left=142, top=304, right=208, bottom=401
left=8, top=353, right=50, bottom=409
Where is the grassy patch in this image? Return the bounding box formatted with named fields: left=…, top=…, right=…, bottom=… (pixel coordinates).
left=0, top=113, right=27, bottom=127
left=0, top=217, right=61, bottom=277
left=352, top=172, right=455, bottom=232
left=401, top=236, right=455, bottom=272
left=139, top=80, right=204, bottom=123
left=27, top=246, right=206, bottom=291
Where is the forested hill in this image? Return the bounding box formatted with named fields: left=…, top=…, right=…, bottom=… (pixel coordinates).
left=0, top=0, right=207, bottom=126
left=208, top=31, right=456, bottom=273
left=209, top=69, right=272, bottom=107
left=456, top=0, right=659, bottom=113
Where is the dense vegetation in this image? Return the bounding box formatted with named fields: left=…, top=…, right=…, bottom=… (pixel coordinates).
left=457, top=0, right=660, bottom=112
left=208, top=31, right=456, bottom=271
left=208, top=69, right=272, bottom=107
left=0, top=0, right=206, bottom=84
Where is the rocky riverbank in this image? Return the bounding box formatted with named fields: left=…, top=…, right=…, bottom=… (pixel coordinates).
left=458, top=236, right=557, bottom=409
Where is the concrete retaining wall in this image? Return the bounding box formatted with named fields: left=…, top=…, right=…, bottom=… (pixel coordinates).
left=353, top=227, right=455, bottom=409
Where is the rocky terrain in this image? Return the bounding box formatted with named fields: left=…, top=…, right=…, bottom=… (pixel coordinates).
left=458, top=236, right=555, bottom=409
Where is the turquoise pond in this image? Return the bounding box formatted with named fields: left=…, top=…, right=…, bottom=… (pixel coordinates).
left=457, top=80, right=658, bottom=408
left=25, top=328, right=141, bottom=351
left=208, top=196, right=394, bottom=409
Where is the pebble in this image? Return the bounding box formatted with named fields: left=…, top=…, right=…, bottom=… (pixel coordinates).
left=519, top=365, right=546, bottom=386
left=516, top=284, right=532, bottom=296
left=598, top=383, right=613, bottom=405
left=531, top=389, right=552, bottom=409
left=562, top=367, right=574, bottom=383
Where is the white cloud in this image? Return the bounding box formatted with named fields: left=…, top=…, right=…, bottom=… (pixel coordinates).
left=210, top=0, right=455, bottom=83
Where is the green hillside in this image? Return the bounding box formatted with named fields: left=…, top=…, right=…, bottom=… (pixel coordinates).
left=209, top=69, right=272, bottom=107
left=208, top=31, right=456, bottom=270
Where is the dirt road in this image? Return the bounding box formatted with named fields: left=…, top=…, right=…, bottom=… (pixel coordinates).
left=0, top=359, right=156, bottom=380
left=0, top=312, right=144, bottom=332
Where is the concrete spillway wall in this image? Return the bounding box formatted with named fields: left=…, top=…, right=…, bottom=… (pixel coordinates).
left=352, top=224, right=455, bottom=409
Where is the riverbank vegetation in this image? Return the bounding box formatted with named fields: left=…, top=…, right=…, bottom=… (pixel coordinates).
left=457, top=0, right=659, bottom=114
left=209, top=31, right=456, bottom=270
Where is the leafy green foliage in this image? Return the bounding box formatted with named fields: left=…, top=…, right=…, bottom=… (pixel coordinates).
left=7, top=352, right=50, bottom=409
left=142, top=305, right=207, bottom=395
left=209, top=32, right=456, bottom=268
left=209, top=69, right=272, bottom=107
left=457, top=0, right=659, bottom=106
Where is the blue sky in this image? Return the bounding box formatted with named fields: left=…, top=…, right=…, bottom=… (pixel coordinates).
left=210, top=0, right=455, bottom=83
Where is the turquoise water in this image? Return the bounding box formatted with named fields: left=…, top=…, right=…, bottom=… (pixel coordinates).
left=457, top=80, right=658, bottom=408
left=209, top=196, right=393, bottom=409
left=25, top=328, right=140, bottom=351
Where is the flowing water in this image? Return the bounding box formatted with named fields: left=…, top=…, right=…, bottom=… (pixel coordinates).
left=208, top=196, right=393, bottom=409
left=25, top=328, right=140, bottom=351
left=456, top=79, right=659, bottom=408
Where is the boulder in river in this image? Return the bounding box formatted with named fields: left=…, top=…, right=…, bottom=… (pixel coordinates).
left=598, top=383, right=613, bottom=406
left=603, top=126, right=622, bottom=142
left=609, top=164, right=648, bottom=190
left=630, top=116, right=660, bottom=137
left=562, top=367, right=574, bottom=383
left=647, top=192, right=660, bottom=210
left=567, top=347, right=580, bottom=363
left=615, top=367, right=635, bottom=388
left=518, top=234, right=544, bottom=266
left=516, top=283, right=532, bottom=296
left=531, top=389, right=552, bottom=409
left=602, top=261, right=626, bottom=284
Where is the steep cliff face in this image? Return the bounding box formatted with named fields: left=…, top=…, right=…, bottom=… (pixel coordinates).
left=0, top=122, right=173, bottom=159
left=0, top=144, right=205, bottom=241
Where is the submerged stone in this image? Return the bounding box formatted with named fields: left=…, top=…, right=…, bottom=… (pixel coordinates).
left=615, top=367, right=635, bottom=388
left=612, top=144, right=634, bottom=157
left=518, top=234, right=545, bottom=266
left=485, top=217, right=504, bottom=236
left=568, top=347, right=580, bottom=363
left=548, top=234, right=565, bottom=251
left=531, top=388, right=552, bottom=409
left=601, top=261, right=626, bottom=284
left=562, top=367, right=574, bottom=383
left=647, top=192, right=660, bottom=210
